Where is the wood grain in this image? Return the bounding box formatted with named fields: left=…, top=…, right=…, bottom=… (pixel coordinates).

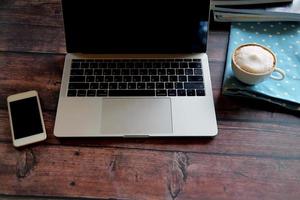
left=1, top=0, right=300, bottom=200
left=0, top=0, right=65, bottom=53
left=1, top=144, right=300, bottom=200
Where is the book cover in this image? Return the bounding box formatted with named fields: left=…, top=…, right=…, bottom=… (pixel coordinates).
left=211, top=0, right=292, bottom=6
left=222, top=22, right=300, bottom=111
left=213, top=0, right=300, bottom=22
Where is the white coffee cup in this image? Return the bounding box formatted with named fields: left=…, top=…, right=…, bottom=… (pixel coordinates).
left=232, top=43, right=285, bottom=85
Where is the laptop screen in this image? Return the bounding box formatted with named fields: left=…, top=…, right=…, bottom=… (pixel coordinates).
left=62, top=1, right=210, bottom=53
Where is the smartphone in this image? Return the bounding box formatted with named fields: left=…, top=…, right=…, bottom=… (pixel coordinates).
left=7, top=90, right=47, bottom=147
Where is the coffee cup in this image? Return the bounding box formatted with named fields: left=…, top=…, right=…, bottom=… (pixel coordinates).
left=232, top=43, right=285, bottom=85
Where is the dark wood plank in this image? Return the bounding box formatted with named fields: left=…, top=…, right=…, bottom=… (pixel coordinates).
left=0, top=0, right=65, bottom=53
left=0, top=144, right=299, bottom=200
left=0, top=0, right=63, bottom=27
left=0, top=52, right=64, bottom=111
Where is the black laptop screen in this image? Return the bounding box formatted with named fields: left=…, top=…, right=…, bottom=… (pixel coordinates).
left=62, top=1, right=210, bottom=53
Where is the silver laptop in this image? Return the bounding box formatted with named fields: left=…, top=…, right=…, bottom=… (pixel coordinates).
left=54, top=0, right=218, bottom=137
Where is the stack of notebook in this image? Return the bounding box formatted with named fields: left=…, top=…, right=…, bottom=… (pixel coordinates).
left=222, top=22, right=300, bottom=111
left=212, top=0, right=300, bottom=22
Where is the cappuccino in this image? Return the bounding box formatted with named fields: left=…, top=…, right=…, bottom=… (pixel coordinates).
left=232, top=43, right=285, bottom=85
left=234, top=45, right=275, bottom=74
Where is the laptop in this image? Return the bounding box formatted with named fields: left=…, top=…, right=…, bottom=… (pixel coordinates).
left=54, top=0, right=218, bottom=137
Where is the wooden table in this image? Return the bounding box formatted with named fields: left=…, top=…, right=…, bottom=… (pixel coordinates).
left=1, top=1, right=300, bottom=200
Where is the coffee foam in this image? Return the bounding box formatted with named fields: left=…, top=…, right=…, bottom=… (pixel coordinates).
left=234, top=45, right=275, bottom=74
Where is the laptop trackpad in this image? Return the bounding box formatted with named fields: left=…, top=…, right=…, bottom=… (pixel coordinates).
left=101, top=98, right=173, bottom=135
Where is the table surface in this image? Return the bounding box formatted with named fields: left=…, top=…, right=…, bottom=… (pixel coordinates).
left=1, top=1, right=300, bottom=200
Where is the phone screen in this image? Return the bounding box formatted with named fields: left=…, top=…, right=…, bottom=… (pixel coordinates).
left=9, top=96, right=43, bottom=139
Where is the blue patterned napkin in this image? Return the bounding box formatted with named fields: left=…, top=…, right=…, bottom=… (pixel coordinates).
left=223, top=22, right=300, bottom=111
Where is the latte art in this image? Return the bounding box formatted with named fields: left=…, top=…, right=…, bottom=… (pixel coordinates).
left=234, top=45, right=275, bottom=74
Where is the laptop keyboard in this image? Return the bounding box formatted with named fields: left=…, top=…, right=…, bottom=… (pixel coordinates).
left=67, top=59, right=205, bottom=97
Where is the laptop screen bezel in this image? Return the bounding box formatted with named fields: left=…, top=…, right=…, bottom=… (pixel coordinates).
left=61, top=1, right=210, bottom=54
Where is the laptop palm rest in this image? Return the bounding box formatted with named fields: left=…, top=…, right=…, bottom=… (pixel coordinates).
left=101, top=98, right=173, bottom=135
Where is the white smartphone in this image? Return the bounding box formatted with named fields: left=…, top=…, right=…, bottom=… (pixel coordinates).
left=7, top=90, right=47, bottom=147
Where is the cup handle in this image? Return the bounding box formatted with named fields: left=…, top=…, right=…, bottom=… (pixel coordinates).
left=270, top=67, right=285, bottom=80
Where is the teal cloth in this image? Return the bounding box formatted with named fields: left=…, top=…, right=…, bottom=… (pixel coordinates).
left=223, top=22, right=300, bottom=111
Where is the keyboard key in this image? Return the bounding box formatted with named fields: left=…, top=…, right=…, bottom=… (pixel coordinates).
left=179, top=76, right=187, bottom=82
left=90, top=83, right=99, bottom=89
left=105, top=76, right=113, bottom=82
left=114, top=76, right=123, bottom=82
left=162, top=63, right=170, bottom=68
left=128, top=83, right=136, bottom=89
left=158, top=76, right=167, bottom=82
left=187, top=90, right=196, bottom=96
left=176, top=69, right=185, bottom=75
left=151, top=76, right=159, bottom=82
left=109, top=83, right=117, bottom=89
left=69, top=76, right=85, bottom=82
left=140, top=69, right=148, bottom=75
left=96, top=76, right=104, bottom=82
left=77, top=90, right=87, bottom=96
left=175, top=82, right=183, bottom=89
left=71, top=62, right=80, bottom=68
left=119, top=83, right=127, bottom=89
left=180, top=63, right=188, bottom=68
left=196, top=89, right=205, bottom=96
left=133, top=76, right=141, bottom=82
left=126, top=63, right=134, bottom=68
left=123, top=76, right=131, bottom=82
left=189, top=62, right=201, bottom=68
left=112, top=69, right=120, bottom=75
left=131, top=69, right=139, bottom=75
left=156, top=90, right=167, bottom=96
left=97, top=90, right=108, bottom=96
left=103, top=69, right=111, bottom=75
left=117, top=63, right=126, bottom=68
left=144, top=63, right=152, bottom=68
left=167, top=69, right=175, bottom=75
left=194, top=68, right=202, bottom=75
left=69, top=83, right=89, bottom=90
left=108, top=63, right=117, bottom=68
left=71, top=69, right=84, bottom=75
left=165, top=82, right=173, bottom=89
left=142, top=76, right=150, bottom=82
left=99, top=83, right=108, bottom=89
left=168, top=90, right=176, bottom=96
left=169, top=76, right=178, bottom=82
left=185, top=69, right=193, bottom=75
left=149, top=69, right=157, bottom=75
left=86, top=76, right=95, bottom=82
left=87, top=90, right=96, bottom=96
left=184, top=82, right=204, bottom=89
left=158, top=69, right=166, bottom=75
left=137, top=83, right=146, bottom=89
left=109, top=90, right=155, bottom=96
left=171, top=63, right=179, bottom=68
left=177, top=90, right=186, bottom=96
left=81, top=63, right=89, bottom=68
left=121, top=69, right=130, bottom=75
left=153, top=63, right=161, bottom=68
left=94, top=69, right=102, bottom=75
left=147, top=83, right=155, bottom=89
left=156, top=83, right=164, bottom=89
left=90, top=63, right=98, bottom=68
left=99, top=62, right=107, bottom=68
left=67, top=90, right=77, bottom=96
left=188, top=76, right=203, bottom=82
